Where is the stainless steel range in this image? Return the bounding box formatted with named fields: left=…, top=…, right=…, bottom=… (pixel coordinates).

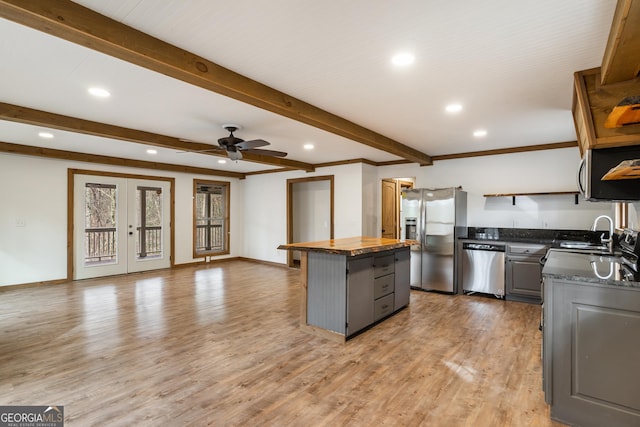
left=613, top=228, right=640, bottom=281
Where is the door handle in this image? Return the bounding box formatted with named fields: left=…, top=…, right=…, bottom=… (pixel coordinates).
left=577, top=158, right=586, bottom=196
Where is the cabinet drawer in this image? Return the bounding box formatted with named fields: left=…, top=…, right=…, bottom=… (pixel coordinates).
left=374, top=274, right=395, bottom=299
left=507, top=244, right=547, bottom=256
left=374, top=254, right=395, bottom=277
left=374, top=293, right=394, bottom=321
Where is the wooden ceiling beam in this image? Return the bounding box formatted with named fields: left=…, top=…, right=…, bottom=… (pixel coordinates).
left=0, top=102, right=315, bottom=172
left=0, top=141, right=246, bottom=178
left=0, top=0, right=432, bottom=166
left=601, top=0, right=640, bottom=85
left=430, top=141, right=579, bottom=161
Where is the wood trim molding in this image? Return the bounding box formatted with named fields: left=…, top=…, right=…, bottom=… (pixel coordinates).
left=234, top=257, right=289, bottom=269
left=66, top=168, right=74, bottom=283
left=0, top=0, right=432, bottom=166
left=615, top=202, right=629, bottom=229
left=192, top=179, right=231, bottom=259
left=0, top=278, right=69, bottom=292
left=286, top=175, right=335, bottom=267
left=314, top=158, right=379, bottom=168
left=67, top=169, right=177, bottom=280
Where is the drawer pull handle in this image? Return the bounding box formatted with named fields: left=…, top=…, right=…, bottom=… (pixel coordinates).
left=382, top=304, right=388, bottom=309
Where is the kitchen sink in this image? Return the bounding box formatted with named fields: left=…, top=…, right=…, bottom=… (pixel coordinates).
left=551, top=241, right=616, bottom=257
left=559, top=241, right=607, bottom=250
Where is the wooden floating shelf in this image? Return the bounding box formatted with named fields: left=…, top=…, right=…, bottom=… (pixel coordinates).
left=484, top=191, right=580, bottom=205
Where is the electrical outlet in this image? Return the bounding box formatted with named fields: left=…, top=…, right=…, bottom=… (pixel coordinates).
left=15, top=218, right=26, bottom=227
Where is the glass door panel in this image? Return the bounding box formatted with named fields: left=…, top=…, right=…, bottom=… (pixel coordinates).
left=74, top=175, right=127, bottom=279
left=127, top=179, right=171, bottom=273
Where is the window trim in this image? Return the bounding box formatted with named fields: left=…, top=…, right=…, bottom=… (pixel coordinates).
left=193, top=179, right=230, bottom=258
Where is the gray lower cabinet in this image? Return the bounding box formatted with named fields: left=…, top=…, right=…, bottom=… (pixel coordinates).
left=306, top=247, right=410, bottom=338
left=394, top=248, right=411, bottom=310
left=543, top=277, right=640, bottom=426
left=346, top=256, right=375, bottom=335
left=506, top=243, right=547, bottom=302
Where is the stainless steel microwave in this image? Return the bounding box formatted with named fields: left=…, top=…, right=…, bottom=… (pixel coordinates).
left=578, top=146, right=640, bottom=202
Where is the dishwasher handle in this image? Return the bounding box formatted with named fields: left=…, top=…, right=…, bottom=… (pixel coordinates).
left=463, top=242, right=505, bottom=252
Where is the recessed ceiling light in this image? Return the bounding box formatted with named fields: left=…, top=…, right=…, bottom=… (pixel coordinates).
left=391, top=52, right=415, bottom=67
left=445, top=104, right=463, bottom=113
left=218, top=159, right=227, bottom=164
left=146, top=149, right=157, bottom=154
left=303, top=143, right=314, bottom=150
left=473, top=129, right=488, bottom=138
left=38, top=132, right=54, bottom=139
left=88, top=87, right=111, bottom=98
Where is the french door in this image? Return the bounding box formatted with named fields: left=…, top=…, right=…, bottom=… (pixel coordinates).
left=73, top=174, right=171, bottom=279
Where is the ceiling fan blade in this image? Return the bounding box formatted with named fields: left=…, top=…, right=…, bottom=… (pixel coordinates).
left=242, top=148, right=288, bottom=157
left=176, top=146, right=226, bottom=154
left=235, top=139, right=270, bottom=150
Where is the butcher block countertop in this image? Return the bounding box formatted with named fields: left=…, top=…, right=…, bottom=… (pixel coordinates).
left=278, top=236, right=415, bottom=256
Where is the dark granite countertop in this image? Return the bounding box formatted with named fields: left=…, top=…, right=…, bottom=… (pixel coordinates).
left=542, top=249, right=640, bottom=288
left=459, top=227, right=605, bottom=246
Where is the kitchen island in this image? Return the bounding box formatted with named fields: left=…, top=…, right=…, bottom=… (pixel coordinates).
left=278, top=237, right=414, bottom=342
left=541, top=249, right=640, bottom=427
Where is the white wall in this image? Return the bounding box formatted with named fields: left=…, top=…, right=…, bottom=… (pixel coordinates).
left=378, top=147, right=613, bottom=230
left=0, top=155, right=68, bottom=285
left=242, top=163, right=366, bottom=265
left=2, top=146, right=633, bottom=287
left=0, top=153, right=243, bottom=286
left=362, top=163, right=379, bottom=236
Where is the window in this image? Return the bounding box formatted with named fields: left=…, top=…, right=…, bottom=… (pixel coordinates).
left=194, top=180, right=230, bottom=257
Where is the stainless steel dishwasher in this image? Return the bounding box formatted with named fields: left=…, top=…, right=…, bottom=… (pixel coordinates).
left=461, top=242, right=505, bottom=298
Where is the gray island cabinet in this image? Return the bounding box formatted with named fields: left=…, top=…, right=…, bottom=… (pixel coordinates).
left=279, top=237, right=413, bottom=342
left=542, top=250, right=640, bottom=427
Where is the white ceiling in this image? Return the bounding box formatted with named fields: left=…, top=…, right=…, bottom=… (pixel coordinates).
left=0, top=0, right=618, bottom=174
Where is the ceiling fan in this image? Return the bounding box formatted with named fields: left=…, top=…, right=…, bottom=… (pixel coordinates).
left=183, top=124, right=288, bottom=161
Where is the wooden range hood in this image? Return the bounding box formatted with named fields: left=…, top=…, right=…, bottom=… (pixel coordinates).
left=573, top=67, right=640, bottom=154
left=573, top=0, right=640, bottom=155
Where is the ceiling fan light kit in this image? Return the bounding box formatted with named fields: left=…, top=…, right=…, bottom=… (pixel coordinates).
left=216, top=124, right=287, bottom=160
left=178, top=124, right=288, bottom=161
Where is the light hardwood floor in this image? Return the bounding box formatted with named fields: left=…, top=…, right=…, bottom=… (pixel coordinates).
left=0, top=261, right=563, bottom=426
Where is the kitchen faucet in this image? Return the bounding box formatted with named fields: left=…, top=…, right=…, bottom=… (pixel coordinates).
left=590, top=215, right=614, bottom=253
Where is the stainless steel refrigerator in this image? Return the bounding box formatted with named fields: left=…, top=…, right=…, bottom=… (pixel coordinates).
left=401, top=187, right=467, bottom=293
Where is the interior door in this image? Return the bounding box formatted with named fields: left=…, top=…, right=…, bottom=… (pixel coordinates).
left=74, top=175, right=171, bottom=279
left=381, top=179, right=398, bottom=238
